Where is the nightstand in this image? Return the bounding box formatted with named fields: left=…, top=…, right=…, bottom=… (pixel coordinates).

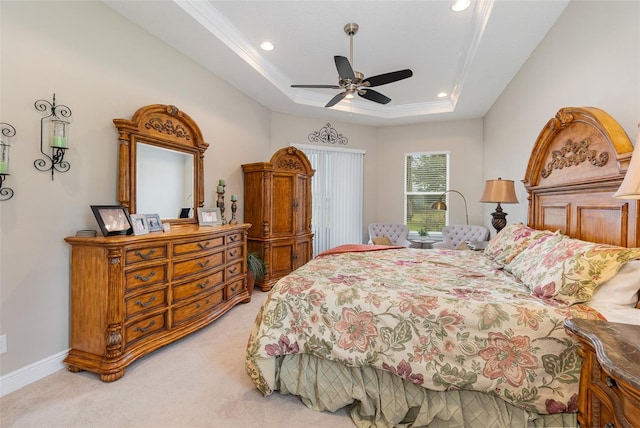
left=564, top=319, right=640, bottom=428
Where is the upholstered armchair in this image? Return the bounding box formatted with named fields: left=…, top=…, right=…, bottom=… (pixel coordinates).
left=432, top=224, right=490, bottom=250
left=368, top=223, right=412, bottom=247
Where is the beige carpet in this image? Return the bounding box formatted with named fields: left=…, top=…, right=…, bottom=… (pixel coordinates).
left=0, top=292, right=354, bottom=428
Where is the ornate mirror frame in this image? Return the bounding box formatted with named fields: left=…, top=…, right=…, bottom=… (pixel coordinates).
left=113, top=104, right=209, bottom=225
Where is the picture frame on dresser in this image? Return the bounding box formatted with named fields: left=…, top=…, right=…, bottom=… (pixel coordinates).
left=198, top=207, right=222, bottom=226
left=90, top=205, right=133, bottom=237
left=145, top=213, right=163, bottom=232
left=130, top=214, right=149, bottom=235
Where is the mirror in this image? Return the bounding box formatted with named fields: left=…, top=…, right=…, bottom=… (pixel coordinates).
left=136, top=143, right=194, bottom=218
left=114, top=104, right=209, bottom=224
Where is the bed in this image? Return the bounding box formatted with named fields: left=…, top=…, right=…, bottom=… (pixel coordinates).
left=246, top=107, right=640, bottom=427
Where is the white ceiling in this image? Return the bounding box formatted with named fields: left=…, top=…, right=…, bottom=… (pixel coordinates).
left=104, top=0, right=570, bottom=127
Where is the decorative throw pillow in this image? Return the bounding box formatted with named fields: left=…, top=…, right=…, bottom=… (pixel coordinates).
left=483, top=223, right=556, bottom=267
left=506, top=235, right=640, bottom=304
left=372, top=236, right=393, bottom=246
left=456, top=241, right=470, bottom=250
left=587, top=260, right=640, bottom=310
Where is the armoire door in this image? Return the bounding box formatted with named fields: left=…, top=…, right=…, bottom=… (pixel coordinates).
left=272, top=173, right=295, bottom=237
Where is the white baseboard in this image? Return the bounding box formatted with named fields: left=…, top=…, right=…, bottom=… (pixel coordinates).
left=0, top=349, right=68, bottom=397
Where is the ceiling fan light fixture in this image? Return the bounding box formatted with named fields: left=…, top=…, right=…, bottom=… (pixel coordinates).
left=291, top=22, right=413, bottom=108
left=451, top=0, right=471, bottom=12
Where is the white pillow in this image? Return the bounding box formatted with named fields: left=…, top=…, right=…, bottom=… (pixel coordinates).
left=586, top=260, right=640, bottom=310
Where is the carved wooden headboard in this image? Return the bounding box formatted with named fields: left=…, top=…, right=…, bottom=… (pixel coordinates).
left=523, top=107, right=639, bottom=248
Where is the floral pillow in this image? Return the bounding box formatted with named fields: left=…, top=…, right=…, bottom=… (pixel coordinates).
left=505, top=235, right=640, bottom=304
left=483, top=223, right=557, bottom=267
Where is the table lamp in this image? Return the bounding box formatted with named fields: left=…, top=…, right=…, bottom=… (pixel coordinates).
left=480, top=177, right=519, bottom=233
left=613, top=125, right=640, bottom=199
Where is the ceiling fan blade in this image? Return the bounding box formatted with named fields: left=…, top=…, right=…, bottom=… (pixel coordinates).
left=358, top=89, right=391, bottom=104
left=334, top=56, right=355, bottom=81
left=363, top=69, right=413, bottom=87
left=325, top=92, right=347, bottom=108
left=291, top=84, right=341, bottom=89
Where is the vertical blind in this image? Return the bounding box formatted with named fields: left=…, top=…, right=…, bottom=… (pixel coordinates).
left=294, top=144, right=364, bottom=256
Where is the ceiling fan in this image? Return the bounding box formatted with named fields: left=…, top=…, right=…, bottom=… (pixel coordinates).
left=291, top=23, right=413, bottom=108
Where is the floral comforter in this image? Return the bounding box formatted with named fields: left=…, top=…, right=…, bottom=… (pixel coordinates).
left=246, top=248, right=604, bottom=415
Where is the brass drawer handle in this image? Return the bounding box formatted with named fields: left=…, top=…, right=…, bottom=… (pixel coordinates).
left=197, top=259, right=210, bottom=268
left=231, top=284, right=239, bottom=292
left=134, top=249, right=156, bottom=259
left=229, top=235, right=238, bottom=242
left=197, top=241, right=210, bottom=249
left=605, top=376, right=617, bottom=388
left=134, top=320, right=156, bottom=333
left=135, top=295, right=157, bottom=307
left=229, top=249, right=238, bottom=256
left=135, top=270, right=156, bottom=282
left=197, top=279, right=210, bottom=289
left=228, top=266, right=238, bottom=274
left=604, top=423, right=614, bottom=428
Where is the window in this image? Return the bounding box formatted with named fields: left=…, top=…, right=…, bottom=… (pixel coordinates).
left=405, top=151, right=449, bottom=235
left=294, top=144, right=364, bottom=255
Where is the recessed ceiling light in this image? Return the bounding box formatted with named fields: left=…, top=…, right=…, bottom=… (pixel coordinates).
left=437, top=92, right=448, bottom=98
left=451, top=0, right=471, bottom=12
left=260, top=41, right=275, bottom=51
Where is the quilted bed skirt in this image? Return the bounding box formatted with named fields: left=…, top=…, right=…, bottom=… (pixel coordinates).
left=273, top=354, right=577, bottom=428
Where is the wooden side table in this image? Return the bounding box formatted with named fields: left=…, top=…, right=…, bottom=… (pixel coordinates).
left=564, top=319, right=640, bottom=428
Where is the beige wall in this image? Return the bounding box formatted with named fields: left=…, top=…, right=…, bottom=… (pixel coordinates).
left=1, top=0, right=638, bottom=391
left=378, top=119, right=484, bottom=227
left=483, top=0, right=639, bottom=226
left=0, top=1, right=270, bottom=376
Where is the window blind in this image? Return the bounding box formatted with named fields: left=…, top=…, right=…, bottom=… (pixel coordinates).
left=405, top=152, right=449, bottom=234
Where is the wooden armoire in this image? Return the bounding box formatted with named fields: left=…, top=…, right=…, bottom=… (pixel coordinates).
left=242, top=147, right=314, bottom=291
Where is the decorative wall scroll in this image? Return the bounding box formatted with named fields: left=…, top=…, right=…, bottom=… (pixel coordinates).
left=541, top=138, right=608, bottom=178
left=308, top=123, right=348, bottom=145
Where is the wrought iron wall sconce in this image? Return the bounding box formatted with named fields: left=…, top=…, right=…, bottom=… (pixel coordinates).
left=0, top=122, right=16, bottom=201
left=34, top=93, right=71, bottom=180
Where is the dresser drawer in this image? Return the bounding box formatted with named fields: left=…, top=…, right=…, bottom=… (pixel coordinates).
left=125, top=288, right=168, bottom=319
left=173, top=237, right=224, bottom=257
left=172, top=250, right=224, bottom=281
left=226, top=231, right=244, bottom=246
left=171, top=289, right=224, bottom=327
left=226, top=260, right=244, bottom=279
left=125, top=244, right=168, bottom=265
left=125, top=313, right=166, bottom=346
left=226, top=278, right=245, bottom=299
left=125, top=263, right=168, bottom=291
left=172, top=269, right=224, bottom=303
left=226, top=244, right=244, bottom=261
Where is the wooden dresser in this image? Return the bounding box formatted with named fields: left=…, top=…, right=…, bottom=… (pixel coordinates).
left=242, top=147, right=314, bottom=291
left=564, top=319, right=640, bottom=428
left=64, top=224, right=250, bottom=381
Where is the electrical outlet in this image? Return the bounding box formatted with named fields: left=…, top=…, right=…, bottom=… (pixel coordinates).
left=0, top=334, right=7, bottom=354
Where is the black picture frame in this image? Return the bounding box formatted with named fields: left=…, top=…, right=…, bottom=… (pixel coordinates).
left=91, top=205, right=134, bottom=237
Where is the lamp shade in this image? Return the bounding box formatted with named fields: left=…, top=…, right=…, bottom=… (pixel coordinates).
left=613, top=125, right=640, bottom=199
left=480, top=178, right=519, bottom=203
